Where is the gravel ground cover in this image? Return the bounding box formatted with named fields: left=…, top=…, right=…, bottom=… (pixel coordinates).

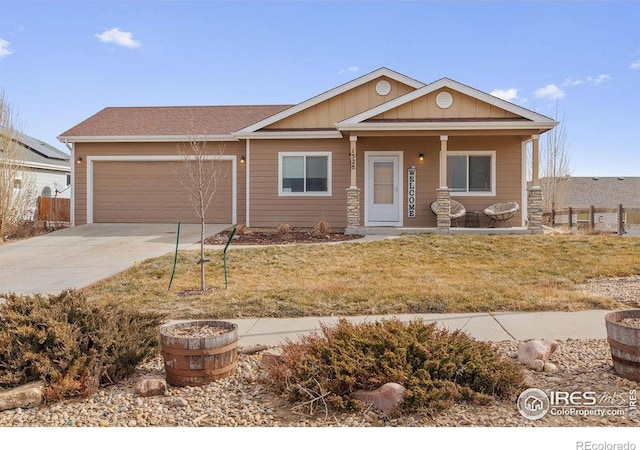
left=2, top=276, right=638, bottom=428
left=1, top=338, right=637, bottom=428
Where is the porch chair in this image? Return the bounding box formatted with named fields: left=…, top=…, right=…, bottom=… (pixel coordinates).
left=483, top=201, right=519, bottom=228
left=429, top=199, right=466, bottom=227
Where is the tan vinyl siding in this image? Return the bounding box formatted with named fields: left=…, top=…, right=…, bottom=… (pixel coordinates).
left=266, top=77, right=417, bottom=130
left=73, top=141, right=245, bottom=225
left=374, top=88, right=521, bottom=121
left=249, top=139, right=350, bottom=228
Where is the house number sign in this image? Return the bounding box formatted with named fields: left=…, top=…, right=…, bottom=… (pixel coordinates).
left=408, top=166, right=416, bottom=218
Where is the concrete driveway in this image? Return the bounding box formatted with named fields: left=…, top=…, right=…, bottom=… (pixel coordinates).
left=0, top=223, right=231, bottom=296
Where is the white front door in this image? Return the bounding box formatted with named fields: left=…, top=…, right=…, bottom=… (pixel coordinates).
left=365, top=153, right=402, bottom=226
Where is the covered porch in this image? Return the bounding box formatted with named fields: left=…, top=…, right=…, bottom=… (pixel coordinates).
left=343, top=132, right=547, bottom=235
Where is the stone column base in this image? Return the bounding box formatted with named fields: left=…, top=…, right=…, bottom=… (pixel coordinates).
left=346, top=187, right=361, bottom=231
left=527, top=186, right=543, bottom=232
left=436, top=188, right=451, bottom=231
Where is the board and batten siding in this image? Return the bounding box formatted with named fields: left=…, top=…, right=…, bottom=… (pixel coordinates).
left=375, top=88, right=521, bottom=121
left=266, top=77, right=417, bottom=130
left=249, top=139, right=351, bottom=228
left=73, top=141, right=245, bottom=225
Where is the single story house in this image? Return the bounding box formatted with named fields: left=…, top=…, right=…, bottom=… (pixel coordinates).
left=1, top=129, right=71, bottom=220
left=58, top=67, right=557, bottom=232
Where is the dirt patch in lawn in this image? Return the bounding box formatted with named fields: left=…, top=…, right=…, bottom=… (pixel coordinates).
left=204, top=228, right=363, bottom=246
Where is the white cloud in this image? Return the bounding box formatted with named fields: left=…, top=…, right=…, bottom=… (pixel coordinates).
left=95, top=28, right=141, bottom=49
left=534, top=84, right=565, bottom=100
left=490, top=88, right=519, bottom=102
left=562, top=77, right=583, bottom=86
left=0, top=38, right=13, bottom=58
left=631, top=60, right=640, bottom=70
left=339, top=66, right=359, bottom=75
left=586, top=74, right=611, bottom=85
left=562, top=74, right=611, bottom=87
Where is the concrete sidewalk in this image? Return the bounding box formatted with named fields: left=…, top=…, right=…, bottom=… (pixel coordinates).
left=226, top=310, right=613, bottom=347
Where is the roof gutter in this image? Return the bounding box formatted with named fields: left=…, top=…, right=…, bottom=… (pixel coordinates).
left=56, top=134, right=239, bottom=143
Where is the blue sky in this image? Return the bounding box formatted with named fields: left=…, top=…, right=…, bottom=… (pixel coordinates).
left=0, top=1, right=639, bottom=177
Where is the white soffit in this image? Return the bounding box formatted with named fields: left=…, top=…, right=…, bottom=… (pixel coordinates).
left=236, top=67, right=426, bottom=134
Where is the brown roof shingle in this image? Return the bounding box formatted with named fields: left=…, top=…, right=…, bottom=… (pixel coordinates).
left=59, top=105, right=292, bottom=138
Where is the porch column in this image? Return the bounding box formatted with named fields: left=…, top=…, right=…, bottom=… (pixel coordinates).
left=346, top=136, right=361, bottom=233
left=439, top=135, right=448, bottom=188
left=527, top=135, right=543, bottom=233
left=531, top=134, right=540, bottom=186
left=437, top=135, right=451, bottom=231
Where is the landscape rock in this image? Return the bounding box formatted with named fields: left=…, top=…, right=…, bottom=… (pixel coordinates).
left=353, top=382, right=407, bottom=412
left=517, top=339, right=560, bottom=371
left=0, top=381, right=44, bottom=412
left=134, top=377, right=167, bottom=397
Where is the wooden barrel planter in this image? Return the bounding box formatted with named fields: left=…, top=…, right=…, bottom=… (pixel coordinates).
left=160, top=320, right=238, bottom=387
left=605, top=310, right=640, bottom=382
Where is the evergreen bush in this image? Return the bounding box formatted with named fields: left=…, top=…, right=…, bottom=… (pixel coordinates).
left=268, top=318, right=525, bottom=412
left=0, top=290, right=165, bottom=401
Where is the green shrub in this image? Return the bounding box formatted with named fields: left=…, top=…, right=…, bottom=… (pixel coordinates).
left=0, top=290, right=165, bottom=401
left=268, top=318, right=525, bottom=413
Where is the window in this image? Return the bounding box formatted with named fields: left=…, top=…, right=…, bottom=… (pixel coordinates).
left=66, top=174, right=71, bottom=186
left=447, top=151, right=495, bottom=195
left=279, top=152, right=331, bottom=196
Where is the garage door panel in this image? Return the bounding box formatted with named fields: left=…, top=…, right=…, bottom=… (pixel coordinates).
left=93, top=161, right=232, bottom=223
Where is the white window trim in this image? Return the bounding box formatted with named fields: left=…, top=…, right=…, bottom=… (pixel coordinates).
left=278, top=152, right=332, bottom=197
left=447, top=150, right=496, bottom=196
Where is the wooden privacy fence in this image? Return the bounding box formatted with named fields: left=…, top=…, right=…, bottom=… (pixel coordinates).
left=37, top=196, right=70, bottom=223
left=546, top=205, right=640, bottom=235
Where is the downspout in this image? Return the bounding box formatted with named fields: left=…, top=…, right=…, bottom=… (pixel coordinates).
left=64, top=139, right=75, bottom=227
left=245, top=139, right=250, bottom=227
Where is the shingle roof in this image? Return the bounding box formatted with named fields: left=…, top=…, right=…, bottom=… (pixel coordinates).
left=59, top=105, right=292, bottom=138
left=543, top=177, right=640, bottom=208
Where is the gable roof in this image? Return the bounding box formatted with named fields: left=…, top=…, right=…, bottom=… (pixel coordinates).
left=59, top=67, right=559, bottom=142
left=235, top=67, right=425, bottom=135
left=336, top=77, right=557, bottom=131
left=543, top=177, right=640, bottom=208
left=58, top=105, right=291, bottom=142
left=1, top=129, right=70, bottom=170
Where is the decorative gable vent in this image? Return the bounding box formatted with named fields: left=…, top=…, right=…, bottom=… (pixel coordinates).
left=375, top=80, right=392, bottom=96
left=436, top=91, right=454, bottom=109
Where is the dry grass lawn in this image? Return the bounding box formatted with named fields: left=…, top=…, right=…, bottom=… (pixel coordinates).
left=82, top=234, right=640, bottom=319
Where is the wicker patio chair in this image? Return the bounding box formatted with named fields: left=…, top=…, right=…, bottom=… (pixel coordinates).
left=429, top=199, right=466, bottom=227
left=483, top=201, right=519, bottom=228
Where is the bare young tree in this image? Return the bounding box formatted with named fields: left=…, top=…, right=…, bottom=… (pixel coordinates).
left=0, top=90, right=36, bottom=241
left=176, top=118, right=227, bottom=292
left=541, top=103, right=571, bottom=215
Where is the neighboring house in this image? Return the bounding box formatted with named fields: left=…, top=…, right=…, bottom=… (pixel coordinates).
left=542, top=176, right=640, bottom=232
left=1, top=129, right=71, bottom=220
left=58, top=67, right=557, bottom=231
